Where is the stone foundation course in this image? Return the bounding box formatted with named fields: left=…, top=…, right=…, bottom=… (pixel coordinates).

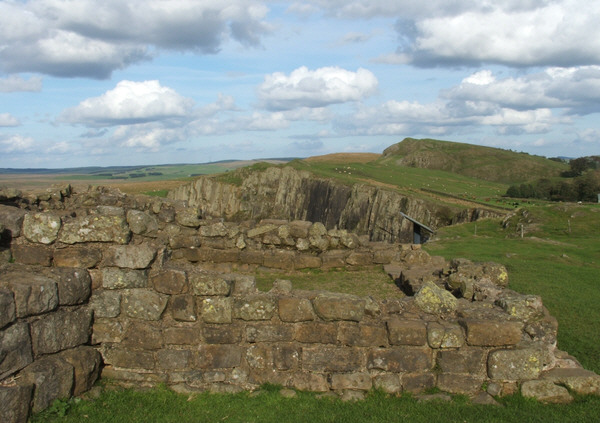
left=1, top=185, right=599, bottom=423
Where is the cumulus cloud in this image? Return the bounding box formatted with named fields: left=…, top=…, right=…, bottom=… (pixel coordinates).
left=60, top=80, right=195, bottom=126
left=0, top=134, right=34, bottom=153
left=0, top=75, right=43, bottom=92
left=0, top=113, right=20, bottom=127
left=0, top=0, right=270, bottom=79
left=258, top=66, right=378, bottom=110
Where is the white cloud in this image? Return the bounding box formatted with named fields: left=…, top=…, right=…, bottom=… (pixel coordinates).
left=0, top=134, right=34, bottom=153
left=0, top=75, right=43, bottom=92
left=0, top=113, right=20, bottom=127
left=0, top=0, right=270, bottom=79
left=258, top=66, right=378, bottom=110
left=60, top=80, right=195, bottom=126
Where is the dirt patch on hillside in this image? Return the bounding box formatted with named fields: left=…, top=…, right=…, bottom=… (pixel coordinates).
left=304, top=153, right=381, bottom=164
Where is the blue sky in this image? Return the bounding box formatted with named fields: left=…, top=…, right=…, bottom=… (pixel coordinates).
left=1, top=0, right=600, bottom=168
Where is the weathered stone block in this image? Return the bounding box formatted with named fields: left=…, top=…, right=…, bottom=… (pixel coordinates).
left=149, top=269, right=188, bottom=295
left=229, top=274, right=257, bottom=295
left=541, top=368, right=600, bottom=395
left=0, top=205, right=26, bottom=237
left=203, top=324, right=241, bottom=344
left=58, top=346, right=102, bottom=396
left=198, top=248, right=239, bottom=263
left=294, top=322, right=337, bottom=344
left=101, top=366, right=167, bottom=384
left=122, top=289, right=168, bottom=320
left=0, top=384, right=33, bottom=423
left=338, top=322, right=388, bottom=347
left=273, top=344, right=299, bottom=370
left=401, top=373, right=436, bottom=393
left=239, top=250, right=264, bottom=265
left=289, top=372, right=329, bottom=392
left=302, top=346, right=365, bottom=372
left=30, top=307, right=92, bottom=356
left=19, top=355, right=74, bottom=413
left=234, top=295, right=276, bottom=320
left=102, top=268, right=147, bottom=289
left=246, top=324, right=294, bottom=343
left=122, top=321, right=163, bottom=350
left=53, top=246, right=102, bottom=268
left=0, top=272, right=58, bottom=318
left=495, top=293, right=544, bottom=321
left=488, top=347, right=545, bottom=380
left=320, top=250, right=348, bottom=268
left=521, top=380, right=573, bottom=404
left=437, top=348, right=487, bottom=375
left=11, top=244, right=53, bottom=266
left=0, top=288, right=16, bottom=329
left=278, top=297, right=315, bottom=322
left=200, top=297, right=233, bottom=324
left=373, top=374, right=402, bottom=394
left=59, top=214, right=130, bottom=244
left=437, top=374, right=484, bottom=395
left=104, top=244, right=157, bottom=269
left=170, top=233, right=202, bottom=249
left=387, top=318, right=427, bottom=346
left=127, top=209, right=159, bottom=236
left=294, top=254, right=322, bottom=269
left=164, top=327, right=199, bottom=345
left=50, top=267, right=91, bottom=306
left=288, top=220, right=312, bottom=238
left=246, top=344, right=271, bottom=369
left=190, top=274, right=231, bottom=296
left=198, top=345, right=242, bottom=369
left=313, top=292, right=365, bottom=322
left=460, top=319, right=522, bottom=346
left=263, top=250, right=295, bottom=270
left=414, top=281, right=457, bottom=315
left=247, top=224, right=277, bottom=238
left=426, top=322, right=464, bottom=349
left=200, top=221, right=229, bottom=237
left=0, top=322, right=32, bottom=379
left=22, top=213, right=61, bottom=244
left=102, top=347, right=155, bottom=369
left=331, top=373, right=372, bottom=391
left=157, top=349, right=193, bottom=370
left=368, top=347, right=433, bottom=372
left=373, top=249, right=396, bottom=264
left=170, top=295, right=197, bottom=322
left=346, top=251, right=373, bottom=266
left=90, top=290, right=121, bottom=318
left=175, top=208, right=202, bottom=228
left=91, top=319, right=124, bottom=344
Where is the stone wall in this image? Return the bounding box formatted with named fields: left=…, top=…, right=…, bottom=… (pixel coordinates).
left=1, top=185, right=599, bottom=422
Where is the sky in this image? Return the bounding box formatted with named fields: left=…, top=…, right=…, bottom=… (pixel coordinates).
left=1, top=0, right=600, bottom=168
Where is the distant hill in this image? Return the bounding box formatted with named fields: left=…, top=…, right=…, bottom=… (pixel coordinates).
left=378, top=138, right=567, bottom=184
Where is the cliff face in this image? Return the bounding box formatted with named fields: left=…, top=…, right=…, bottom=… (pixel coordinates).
left=169, top=167, right=500, bottom=242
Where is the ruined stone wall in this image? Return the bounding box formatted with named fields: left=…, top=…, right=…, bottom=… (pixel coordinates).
left=0, top=185, right=598, bottom=422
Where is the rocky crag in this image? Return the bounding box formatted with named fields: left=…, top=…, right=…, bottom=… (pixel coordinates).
left=1, top=185, right=599, bottom=423
left=168, top=166, right=502, bottom=243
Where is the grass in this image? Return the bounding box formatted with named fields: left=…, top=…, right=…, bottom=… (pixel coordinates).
left=31, top=385, right=600, bottom=423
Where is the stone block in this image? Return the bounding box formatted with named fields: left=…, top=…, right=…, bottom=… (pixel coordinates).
left=200, top=222, right=229, bottom=237
left=170, top=233, right=202, bottom=249
left=460, top=319, right=523, bottom=346
left=0, top=205, right=26, bottom=237
left=175, top=208, right=202, bottom=228
left=320, top=250, right=348, bottom=268
left=346, top=251, right=373, bottom=266
left=246, top=344, right=271, bottom=369
left=203, top=325, right=242, bottom=344
left=294, top=254, right=322, bottom=269
left=331, top=373, right=372, bottom=391
left=0, top=384, right=33, bottom=423
left=294, top=322, right=337, bottom=344
left=368, top=347, right=433, bottom=372
left=313, top=292, right=365, bottom=322
left=0, top=288, right=16, bottom=329
left=22, top=213, right=61, bottom=244
left=197, top=345, right=242, bottom=369
left=122, top=289, right=168, bottom=320
left=190, top=274, right=231, bottom=296
left=488, top=347, right=545, bottom=381
left=541, top=368, right=600, bottom=395
left=53, top=246, right=102, bottom=268
left=163, top=327, right=199, bottom=345
left=170, top=295, right=197, bottom=322
left=58, top=346, right=102, bottom=396
left=91, top=319, right=124, bottom=344
left=200, top=297, right=233, bottom=324
left=127, top=210, right=159, bottom=236
left=11, top=244, right=53, bottom=266
left=263, top=250, right=295, bottom=270
left=102, top=346, right=155, bottom=370
left=521, top=380, right=573, bottom=404
left=290, top=372, right=329, bottom=392
left=288, top=220, right=312, bottom=238
left=338, top=322, right=388, bottom=347
left=414, top=281, right=457, bottom=315
left=387, top=318, right=427, bottom=346
left=229, top=274, right=257, bottom=295
left=239, top=250, right=264, bottom=265
left=247, top=224, right=277, bottom=238
left=30, top=307, right=92, bottom=356
left=19, top=355, right=74, bottom=413
left=104, top=244, right=157, bottom=269
left=59, top=214, right=130, bottom=244
left=373, top=249, right=396, bottom=264
left=122, top=321, right=163, bottom=350
left=233, top=295, right=276, bottom=321
left=0, top=322, right=32, bottom=379
left=278, top=297, right=315, bottom=322
left=198, top=248, right=239, bottom=263
left=102, top=268, right=147, bottom=289
left=50, top=267, right=92, bottom=306
left=373, top=374, right=402, bottom=394
left=157, top=349, right=193, bottom=370
left=246, top=324, right=294, bottom=343
left=101, top=366, right=167, bottom=384
left=426, top=322, right=464, bottom=349
left=0, top=272, right=58, bottom=318
left=436, top=374, right=484, bottom=395
left=437, top=348, right=487, bottom=375
left=273, top=344, right=300, bottom=370
left=495, top=293, right=544, bottom=321
left=90, top=290, right=121, bottom=318
left=302, top=346, right=365, bottom=372
left=401, top=373, right=436, bottom=394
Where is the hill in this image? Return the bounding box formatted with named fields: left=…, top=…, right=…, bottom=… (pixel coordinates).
left=379, top=138, right=567, bottom=184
